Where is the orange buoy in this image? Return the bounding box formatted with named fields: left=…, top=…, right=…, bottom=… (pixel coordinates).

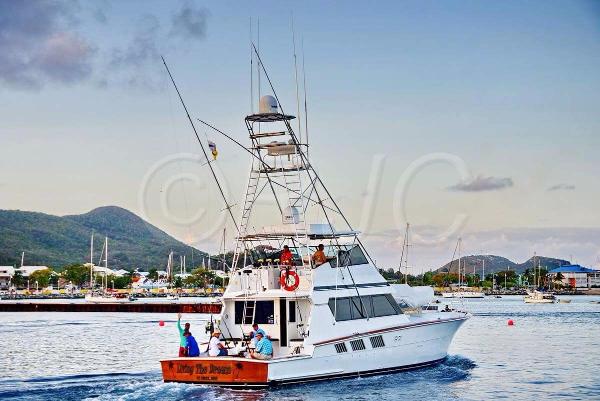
left=507, top=319, right=514, bottom=326
left=159, top=320, right=165, bottom=327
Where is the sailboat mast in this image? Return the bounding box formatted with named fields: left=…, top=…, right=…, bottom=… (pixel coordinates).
left=458, top=238, right=462, bottom=288
left=90, top=233, right=94, bottom=289
left=404, top=223, right=410, bottom=284
left=482, top=259, right=485, bottom=283
left=532, top=252, right=538, bottom=289
left=105, top=237, right=108, bottom=290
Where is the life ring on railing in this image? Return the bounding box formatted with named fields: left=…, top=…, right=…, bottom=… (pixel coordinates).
left=280, top=270, right=300, bottom=291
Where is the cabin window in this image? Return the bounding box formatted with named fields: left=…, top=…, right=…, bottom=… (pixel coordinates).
left=289, top=300, right=297, bottom=323
left=371, top=294, right=399, bottom=317
left=330, top=245, right=369, bottom=267
left=350, top=339, right=366, bottom=351
left=328, top=298, right=352, bottom=321
left=350, top=296, right=367, bottom=319
left=234, top=301, right=275, bottom=325
left=328, top=294, right=399, bottom=321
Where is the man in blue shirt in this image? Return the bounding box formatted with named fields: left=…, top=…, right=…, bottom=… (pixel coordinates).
left=185, top=331, right=200, bottom=357
left=250, top=332, right=273, bottom=360
left=249, top=323, right=266, bottom=347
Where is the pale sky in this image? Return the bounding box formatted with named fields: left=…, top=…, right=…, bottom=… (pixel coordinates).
left=1, top=1, right=599, bottom=271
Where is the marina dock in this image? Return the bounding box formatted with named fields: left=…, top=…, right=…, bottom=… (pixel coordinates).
left=0, top=301, right=222, bottom=314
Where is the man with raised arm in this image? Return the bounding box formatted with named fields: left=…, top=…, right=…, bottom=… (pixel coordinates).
left=177, top=312, right=191, bottom=357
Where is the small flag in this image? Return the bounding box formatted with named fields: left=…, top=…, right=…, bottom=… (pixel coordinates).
left=208, top=140, right=218, bottom=160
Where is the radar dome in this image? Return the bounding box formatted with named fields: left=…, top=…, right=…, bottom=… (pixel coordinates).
left=259, top=95, right=278, bottom=114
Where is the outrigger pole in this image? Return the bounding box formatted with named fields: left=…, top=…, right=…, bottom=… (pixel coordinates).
left=161, top=56, right=240, bottom=235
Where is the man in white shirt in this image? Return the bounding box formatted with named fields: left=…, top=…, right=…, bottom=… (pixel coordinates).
left=208, top=331, right=228, bottom=357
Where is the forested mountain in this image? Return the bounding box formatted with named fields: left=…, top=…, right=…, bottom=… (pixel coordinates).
left=436, top=254, right=570, bottom=275
left=0, top=206, right=206, bottom=269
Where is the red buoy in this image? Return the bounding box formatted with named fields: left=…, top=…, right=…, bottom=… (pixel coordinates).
left=507, top=319, right=514, bottom=326
left=159, top=320, right=165, bottom=327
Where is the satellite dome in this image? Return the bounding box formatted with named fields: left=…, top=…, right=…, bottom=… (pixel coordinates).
left=259, top=95, right=278, bottom=114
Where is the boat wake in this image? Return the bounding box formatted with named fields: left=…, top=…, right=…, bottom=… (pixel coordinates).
left=0, top=355, right=476, bottom=401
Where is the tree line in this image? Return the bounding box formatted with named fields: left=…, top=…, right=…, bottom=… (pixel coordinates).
left=8, top=264, right=224, bottom=290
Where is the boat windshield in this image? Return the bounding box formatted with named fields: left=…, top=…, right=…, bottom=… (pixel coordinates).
left=327, top=245, right=368, bottom=267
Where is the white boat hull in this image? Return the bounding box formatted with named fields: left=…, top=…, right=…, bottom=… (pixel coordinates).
left=161, top=314, right=467, bottom=387
left=85, top=295, right=133, bottom=304
left=269, top=316, right=466, bottom=385
left=441, top=292, right=485, bottom=299
left=523, top=298, right=555, bottom=304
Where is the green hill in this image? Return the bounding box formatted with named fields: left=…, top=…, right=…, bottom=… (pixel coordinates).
left=436, top=254, right=570, bottom=275
left=0, top=206, right=207, bottom=270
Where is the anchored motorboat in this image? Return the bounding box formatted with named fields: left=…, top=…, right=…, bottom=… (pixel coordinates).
left=159, top=54, right=469, bottom=388
left=524, top=290, right=556, bottom=304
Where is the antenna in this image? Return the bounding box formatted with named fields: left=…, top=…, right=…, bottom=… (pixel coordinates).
left=291, top=14, right=302, bottom=144
left=250, top=18, right=253, bottom=113
left=257, top=18, right=261, bottom=109
left=301, top=37, right=309, bottom=161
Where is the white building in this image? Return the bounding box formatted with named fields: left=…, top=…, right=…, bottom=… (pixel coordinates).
left=0, top=266, right=15, bottom=289
left=548, top=265, right=600, bottom=289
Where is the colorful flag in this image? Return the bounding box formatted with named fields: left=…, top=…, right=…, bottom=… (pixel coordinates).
left=208, top=141, right=218, bottom=160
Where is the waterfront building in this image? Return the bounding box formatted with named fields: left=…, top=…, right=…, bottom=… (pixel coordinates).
left=547, top=265, right=600, bottom=289
left=0, top=266, right=15, bottom=289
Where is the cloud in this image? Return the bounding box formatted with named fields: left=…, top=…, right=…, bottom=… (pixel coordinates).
left=0, top=1, right=209, bottom=91
left=110, top=14, right=161, bottom=69
left=547, top=184, right=575, bottom=191
left=170, top=1, right=209, bottom=39
left=33, top=32, right=96, bottom=83
left=0, top=1, right=95, bottom=90
left=447, top=175, right=513, bottom=192
left=106, top=2, right=209, bottom=89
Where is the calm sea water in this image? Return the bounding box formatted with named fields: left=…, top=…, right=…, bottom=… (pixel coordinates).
left=1, top=296, right=599, bottom=401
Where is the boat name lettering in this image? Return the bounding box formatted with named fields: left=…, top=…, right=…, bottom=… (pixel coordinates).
left=188, top=364, right=232, bottom=375
left=176, top=364, right=194, bottom=374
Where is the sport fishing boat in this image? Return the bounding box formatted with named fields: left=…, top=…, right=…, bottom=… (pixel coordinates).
left=159, top=54, right=470, bottom=388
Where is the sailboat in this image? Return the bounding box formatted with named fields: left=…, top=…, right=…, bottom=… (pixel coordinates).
left=166, top=251, right=180, bottom=300
left=158, top=51, right=470, bottom=387
left=441, top=239, right=484, bottom=299
left=523, top=253, right=555, bottom=304
left=85, top=235, right=134, bottom=304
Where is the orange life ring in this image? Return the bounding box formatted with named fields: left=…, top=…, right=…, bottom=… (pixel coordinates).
left=280, top=270, right=300, bottom=291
